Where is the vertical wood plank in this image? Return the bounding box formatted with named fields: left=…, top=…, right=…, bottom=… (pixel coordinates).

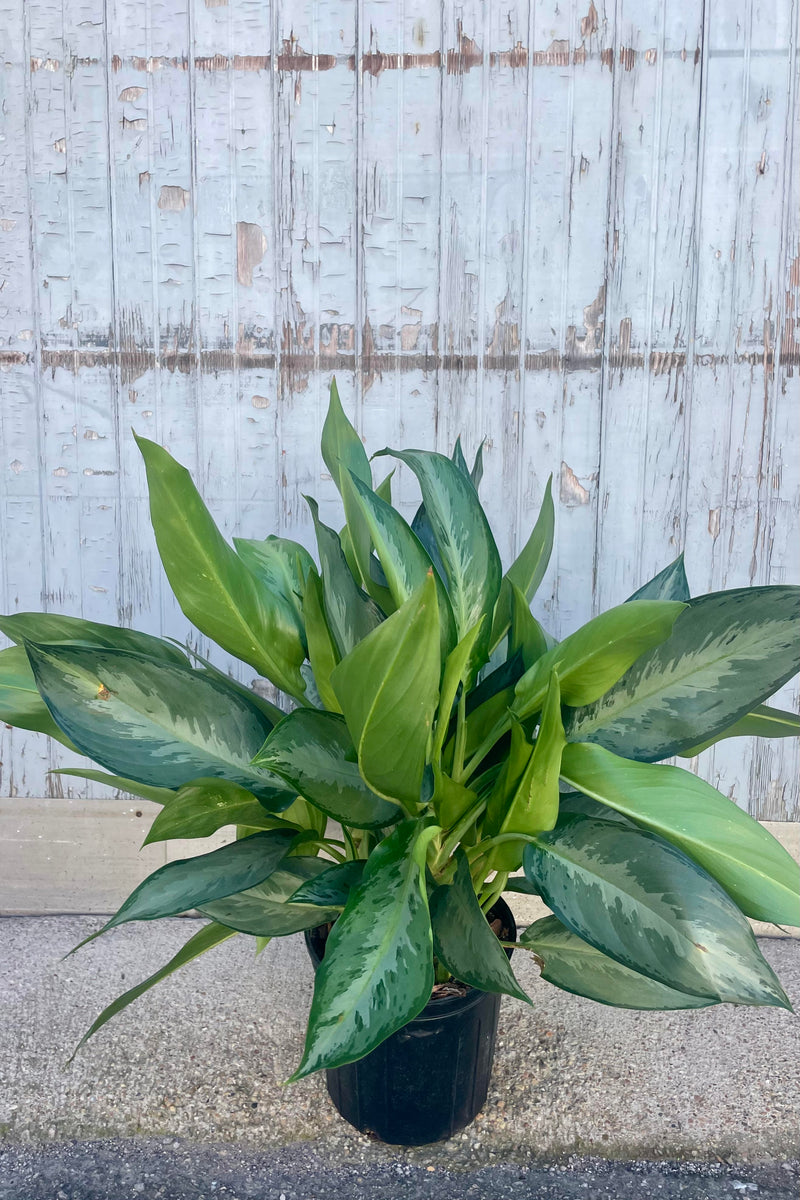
left=517, top=0, right=583, bottom=639
left=357, top=1, right=442, bottom=520
left=0, top=0, right=47, bottom=796
left=1, top=0, right=798, bottom=818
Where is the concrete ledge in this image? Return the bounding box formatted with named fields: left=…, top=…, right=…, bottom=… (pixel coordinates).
left=2, top=798, right=797, bottom=924
left=1, top=917, right=798, bottom=1164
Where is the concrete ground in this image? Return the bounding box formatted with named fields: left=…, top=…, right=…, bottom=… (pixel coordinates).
left=1, top=916, right=798, bottom=1172
left=1, top=1141, right=798, bottom=1200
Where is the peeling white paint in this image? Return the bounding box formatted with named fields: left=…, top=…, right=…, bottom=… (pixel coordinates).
left=0, top=0, right=796, bottom=823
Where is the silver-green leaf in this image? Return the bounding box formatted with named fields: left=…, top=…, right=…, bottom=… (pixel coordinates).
left=287, top=819, right=440, bottom=1080
left=523, top=815, right=790, bottom=1008
left=566, top=586, right=800, bottom=761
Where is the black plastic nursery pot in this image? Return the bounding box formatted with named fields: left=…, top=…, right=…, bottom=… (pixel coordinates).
left=304, top=896, right=517, bottom=1146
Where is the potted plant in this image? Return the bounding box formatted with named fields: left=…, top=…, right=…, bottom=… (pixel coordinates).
left=1, top=380, right=798, bottom=1146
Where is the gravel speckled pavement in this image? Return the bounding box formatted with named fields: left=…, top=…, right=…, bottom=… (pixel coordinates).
left=1, top=917, right=798, bottom=1197
left=1, top=1141, right=798, bottom=1200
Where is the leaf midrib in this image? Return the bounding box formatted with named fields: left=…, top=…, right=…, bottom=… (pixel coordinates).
left=527, top=931, right=711, bottom=999
left=54, top=652, right=272, bottom=781
left=572, top=610, right=797, bottom=736
left=519, top=611, right=680, bottom=709
left=319, top=850, right=428, bottom=1052
left=534, top=839, right=725, bottom=996
left=355, top=600, right=433, bottom=772
left=559, top=766, right=799, bottom=905
left=168, top=483, right=296, bottom=690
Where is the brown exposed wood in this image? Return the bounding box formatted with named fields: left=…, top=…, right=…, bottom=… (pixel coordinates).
left=446, top=23, right=483, bottom=74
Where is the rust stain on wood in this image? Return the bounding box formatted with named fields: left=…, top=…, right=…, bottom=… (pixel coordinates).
left=490, top=43, right=528, bottom=69
left=37, top=46, right=664, bottom=78
left=8, top=343, right=793, bottom=382
left=361, top=51, right=442, bottom=76
left=533, top=40, right=571, bottom=67
left=277, top=41, right=337, bottom=73
left=447, top=23, right=483, bottom=74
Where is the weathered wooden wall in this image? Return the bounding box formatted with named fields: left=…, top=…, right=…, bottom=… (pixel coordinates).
left=0, top=0, right=798, bottom=819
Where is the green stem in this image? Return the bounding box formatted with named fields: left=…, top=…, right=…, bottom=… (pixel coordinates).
left=469, top=852, right=488, bottom=891
left=451, top=692, right=468, bottom=783
left=461, top=713, right=512, bottom=783
left=341, top=826, right=357, bottom=862
left=291, top=835, right=347, bottom=863
left=432, top=797, right=487, bottom=873
left=501, top=940, right=543, bottom=967
left=470, top=831, right=540, bottom=856
left=434, top=959, right=451, bottom=985
left=480, top=871, right=508, bottom=914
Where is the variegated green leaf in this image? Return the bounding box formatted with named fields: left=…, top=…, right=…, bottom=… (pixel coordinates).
left=450, top=436, right=471, bottom=482
left=143, top=778, right=303, bottom=845
left=26, top=642, right=295, bottom=808
left=430, top=849, right=530, bottom=1003
left=306, top=496, right=384, bottom=658
left=233, top=534, right=314, bottom=640
left=0, top=611, right=190, bottom=666
left=322, top=378, right=371, bottom=490
left=320, top=378, right=376, bottom=592
left=53, top=768, right=175, bottom=807
left=626, top=555, right=691, bottom=603
left=288, top=860, right=366, bottom=907
left=514, top=600, right=686, bottom=717
left=171, top=643, right=286, bottom=725
left=288, top=819, right=440, bottom=1080
left=253, top=709, right=401, bottom=828
left=520, top=916, right=716, bottom=1010
left=200, top=856, right=337, bottom=936
left=376, top=448, right=501, bottom=669
left=134, top=433, right=307, bottom=700
left=523, top=815, right=790, bottom=1008
left=0, top=644, right=79, bottom=749
left=302, top=568, right=342, bottom=712
left=565, top=586, right=800, bottom=761
left=489, top=475, right=554, bottom=650
left=86, top=829, right=297, bottom=943
left=489, top=670, right=565, bottom=872
left=679, top=703, right=800, bottom=756
left=560, top=741, right=800, bottom=925
left=341, top=469, right=456, bottom=654
left=330, top=574, right=441, bottom=808
left=68, top=921, right=237, bottom=1062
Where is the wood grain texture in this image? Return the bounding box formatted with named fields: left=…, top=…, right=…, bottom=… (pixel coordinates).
left=0, top=0, right=798, bottom=819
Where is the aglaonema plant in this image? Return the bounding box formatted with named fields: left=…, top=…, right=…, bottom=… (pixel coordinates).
left=1, top=378, right=798, bottom=1079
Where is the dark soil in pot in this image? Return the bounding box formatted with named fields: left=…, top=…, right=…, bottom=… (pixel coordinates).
left=304, top=896, right=517, bottom=1147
